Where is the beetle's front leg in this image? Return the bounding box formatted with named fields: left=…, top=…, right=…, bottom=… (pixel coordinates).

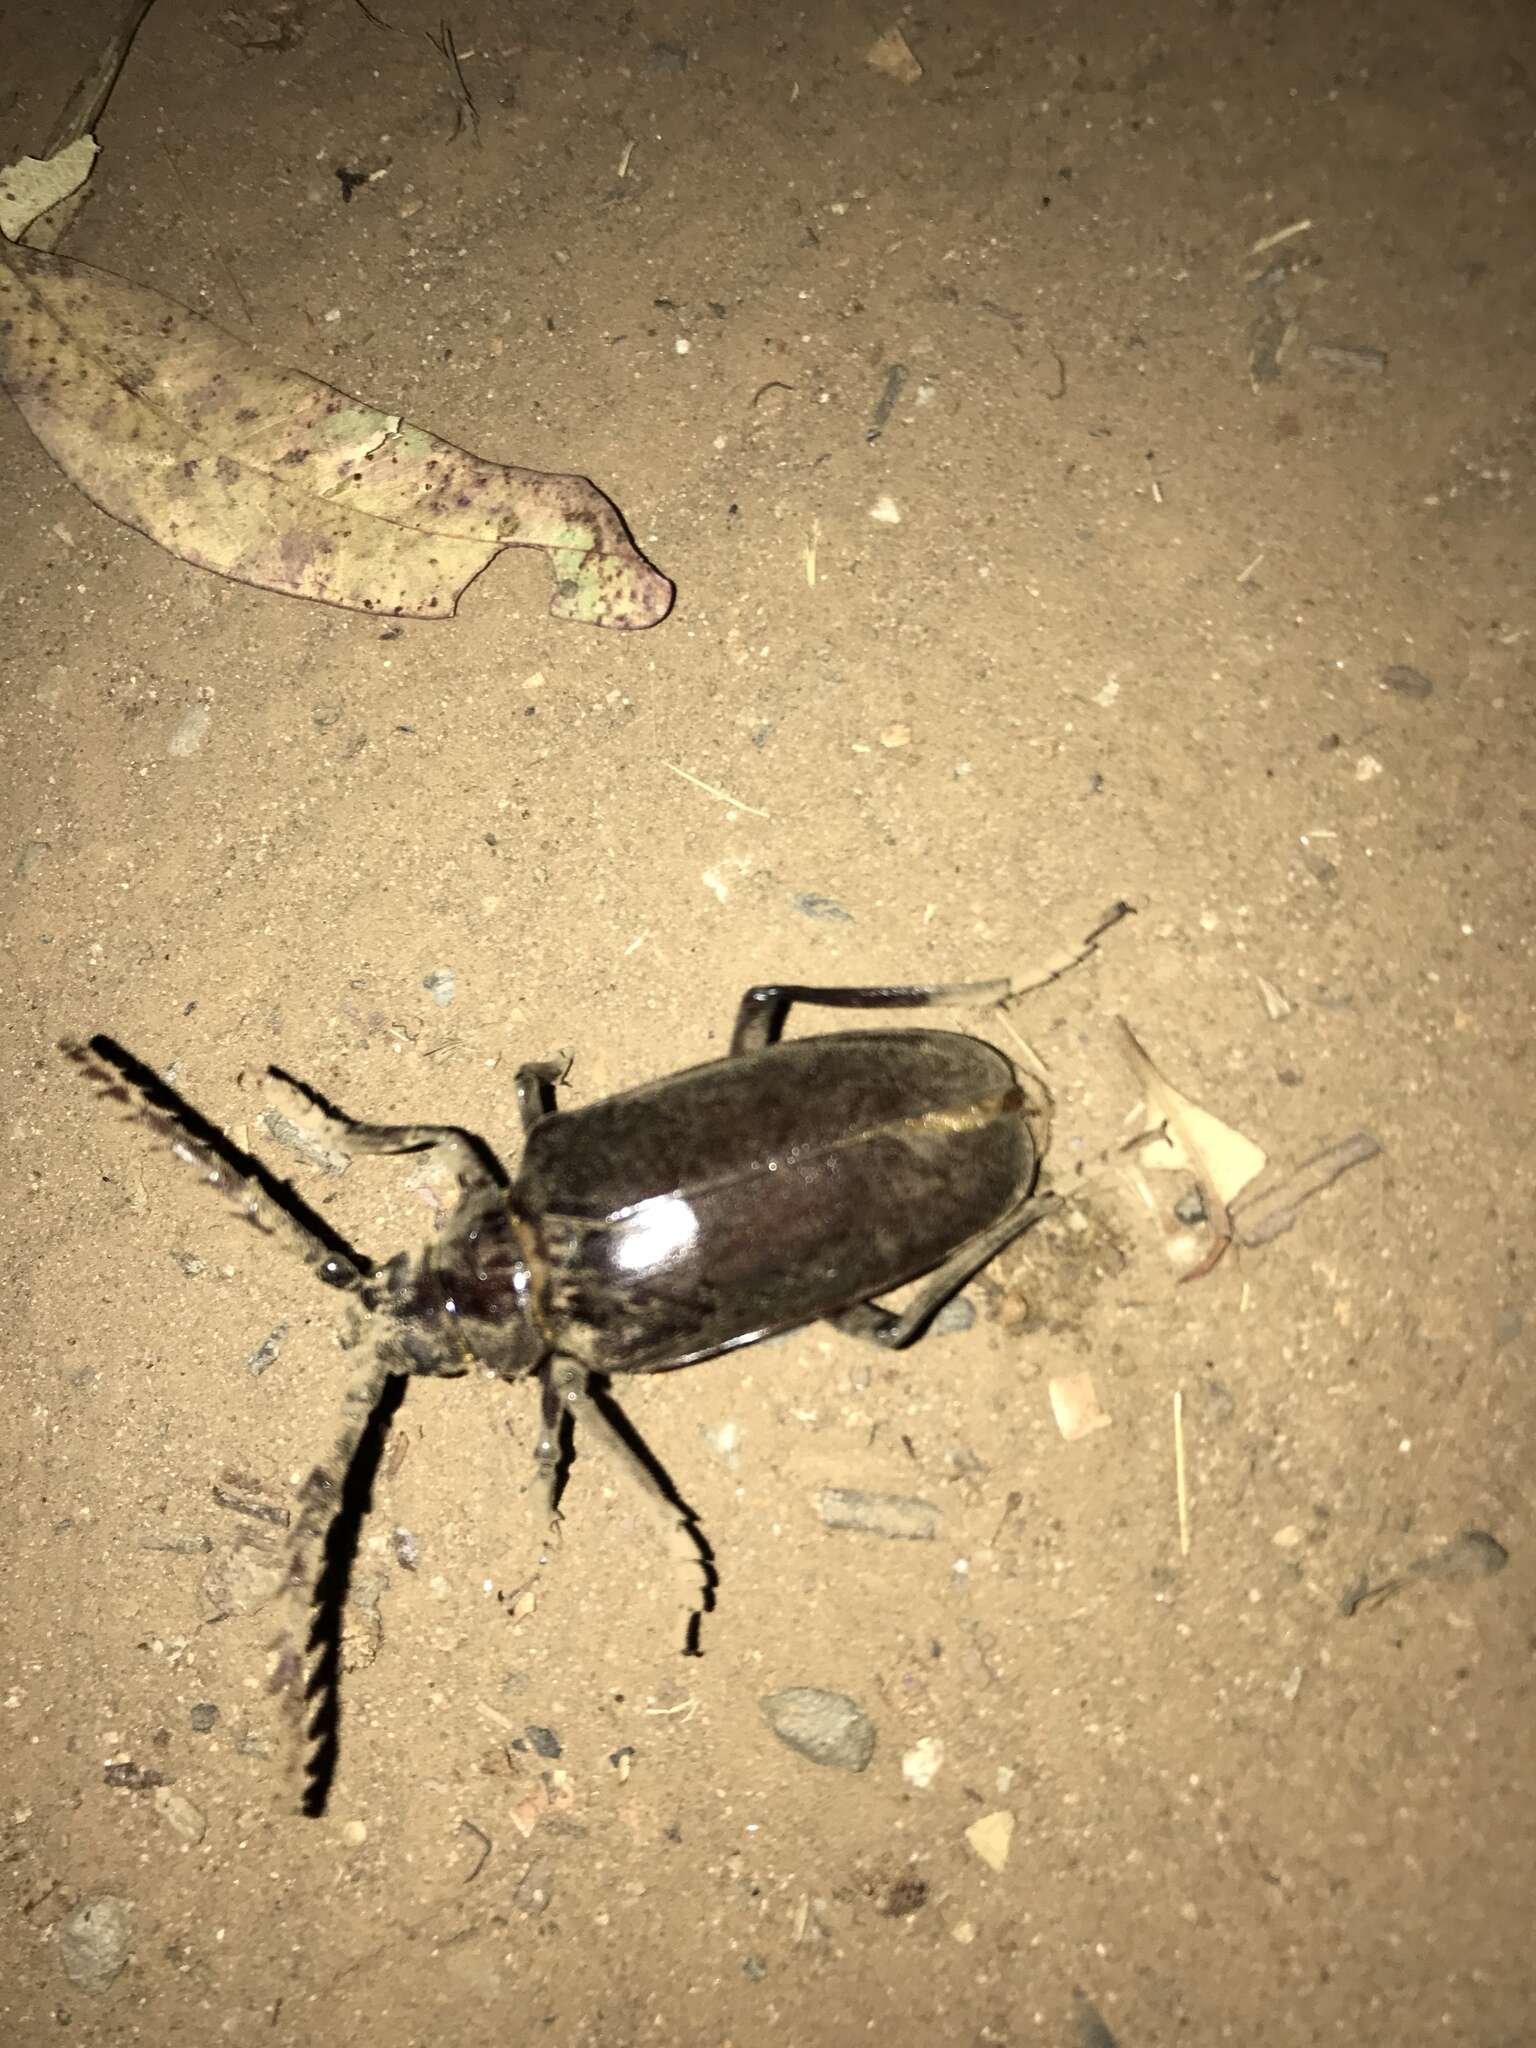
left=262, top=1071, right=499, bottom=1194
left=515, top=1061, right=566, bottom=1135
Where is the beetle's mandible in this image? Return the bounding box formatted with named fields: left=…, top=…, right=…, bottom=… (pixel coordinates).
left=66, top=977, right=1055, bottom=1803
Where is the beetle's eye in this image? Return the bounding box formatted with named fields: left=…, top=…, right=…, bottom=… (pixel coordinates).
left=318, top=1256, right=353, bottom=1289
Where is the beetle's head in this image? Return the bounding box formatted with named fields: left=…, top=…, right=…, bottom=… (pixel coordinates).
left=366, top=1187, right=545, bottom=1382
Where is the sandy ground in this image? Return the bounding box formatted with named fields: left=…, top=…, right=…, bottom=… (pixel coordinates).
left=3, top=1, right=1533, bottom=2042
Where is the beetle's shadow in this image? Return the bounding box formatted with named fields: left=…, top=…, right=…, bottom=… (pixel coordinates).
left=579, top=1377, right=718, bottom=1655
left=300, top=1372, right=407, bottom=1818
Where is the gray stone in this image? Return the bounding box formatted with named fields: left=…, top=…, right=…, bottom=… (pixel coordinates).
left=760, top=1688, right=876, bottom=1771
left=57, top=1895, right=132, bottom=1992
left=813, top=1489, right=940, bottom=1541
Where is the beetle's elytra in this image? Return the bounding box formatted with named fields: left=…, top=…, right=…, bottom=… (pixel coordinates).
left=66, top=976, right=1055, bottom=1810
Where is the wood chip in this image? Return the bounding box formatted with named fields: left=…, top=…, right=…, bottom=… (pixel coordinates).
left=1049, top=1373, right=1111, bottom=1442
left=865, top=28, right=922, bottom=84
left=964, top=1810, right=1015, bottom=1872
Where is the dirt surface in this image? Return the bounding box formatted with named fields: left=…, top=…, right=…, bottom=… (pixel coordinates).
left=3, top=1, right=1533, bottom=2042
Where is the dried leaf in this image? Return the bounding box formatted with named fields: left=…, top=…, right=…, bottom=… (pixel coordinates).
left=0, top=136, right=98, bottom=239
left=1118, top=1020, right=1266, bottom=1278
left=1119, top=1022, right=1266, bottom=1204
left=865, top=28, right=923, bottom=84
left=0, top=235, right=673, bottom=630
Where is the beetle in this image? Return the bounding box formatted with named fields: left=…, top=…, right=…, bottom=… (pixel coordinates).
left=66, top=976, right=1055, bottom=1801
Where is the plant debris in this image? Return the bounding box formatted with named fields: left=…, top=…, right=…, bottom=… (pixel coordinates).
left=813, top=1488, right=940, bottom=1540
left=964, top=1809, right=1015, bottom=1872
left=1118, top=1020, right=1267, bottom=1280
left=865, top=28, right=923, bottom=85
left=1049, top=1372, right=1112, bottom=1442
left=1340, top=1528, right=1508, bottom=1616
left=0, top=237, right=673, bottom=630
left=1230, top=1133, right=1381, bottom=1247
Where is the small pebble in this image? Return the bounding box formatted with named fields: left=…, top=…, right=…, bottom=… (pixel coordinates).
left=423, top=968, right=455, bottom=1007
left=1411, top=1529, right=1507, bottom=1582
left=152, top=1788, right=206, bottom=1844
left=869, top=496, right=902, bottom=524
left=340, top=1819, right=368, bottom=1846
left=103, top=1762, right=166, bottom=1791
left=243, top=1325, right=287, bottom=1379
left=1383, top=663, right=1434, bottom=699
left=965, top=1809, right=1015, bottom=1872
left=932, top=1294, right=977, bottom=1335
left=814, top=1489, right=940, bottom=1542
left=760, top=1687, right=876, bottom=1772
left=517, top=1724, right=562, bottom=1759
left=1309, top=341, right=1388, bottom=375
left=14, top=838, right=50, bottom=881
left=188, top=1703, right=219, bottom=1733
left=57, top=1895, right=133, bottom=1992
left=793, top=892, right=853, bottom=923
left=167, top=704, right=212, bottom=757
left=392, top=1527, right=421, bottom=1571
left=901, top=1736, right=944, bottom=1789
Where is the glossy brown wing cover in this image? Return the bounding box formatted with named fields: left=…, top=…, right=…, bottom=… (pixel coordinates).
left=514, top=1030, right=1034, bottom=1371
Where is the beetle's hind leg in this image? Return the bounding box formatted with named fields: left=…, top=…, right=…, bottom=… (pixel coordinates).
left=263, top=1070, right=499, bottom=1194
left=730, top=978, right=1014, bottom=1056
left=826, top=1193, right=1059, bottom=1349
left=534, top=1360, right=713, bottom=1651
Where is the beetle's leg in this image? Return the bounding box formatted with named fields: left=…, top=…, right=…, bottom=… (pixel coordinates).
left=541, top=1363, right=713, bottom=1650
left=729, top=979, right=1014, bottom=1056
left=63, top=1037, right=366, bottom=1290
left=532, top=1358, right=573, bottom=1516
left=825, top=1194, right=1059, bottom=1349
left=515, top=1061, right=565, bottom=1134
left=263, top=1071, right=498, bottom=1194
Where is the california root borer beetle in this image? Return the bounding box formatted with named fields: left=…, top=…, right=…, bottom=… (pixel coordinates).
left=66, top=976, right=1057, bottom=1804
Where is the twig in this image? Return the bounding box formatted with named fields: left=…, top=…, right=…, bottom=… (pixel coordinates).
left=23, top=0, right=156, bottom=251
left=1248, top=218, right=1312, bottom=257
left=1173, top=1388, right=1190, bottom=1557
left=428, top=19, right=480, bottom=143
left=459, top=1818, right=493, bottom=1882
left=43, top=0, right=155, bottom=155
left=663, top=763, right=770, bottom=819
